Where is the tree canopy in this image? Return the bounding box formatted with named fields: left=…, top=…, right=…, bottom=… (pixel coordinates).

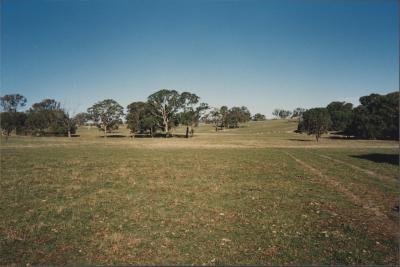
left=298, top=108, right=331, bottom=141
left=87, top=99, right=124, bottom=137
left=0, top=94, right=27, bottom=112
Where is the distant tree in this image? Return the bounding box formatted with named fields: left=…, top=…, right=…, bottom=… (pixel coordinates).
left=87, top=99, right=124, bottom=138
left=31, top=99, right=60, bottom=111
left=1, top=94, right=27, bottom=134
left=292, top=108, right=306, bottom=119
left=0, top=111, right=27, bottom=137
left=219, top=106, right=229, bottom=129
left=272, top=109, right=280, bottom=119
left=326, top=101, right=353, bottom=131
left=298, top=108, right=331, bottom=142
left=0, top=94, right=27, bottom=112
left=252, top=113, right=266, bottom=121
left=278, top=109, right=292, bottom=119
left=179, top=100, right=209, bottom=138
left=225, top=106, right=247, bottom=128
left=74, top=112, right=89, bottom=126
left=206, top=108, right=223, bottom=131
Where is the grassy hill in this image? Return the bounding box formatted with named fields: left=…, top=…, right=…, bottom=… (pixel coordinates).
left=0, top=120, right=398, bottom=265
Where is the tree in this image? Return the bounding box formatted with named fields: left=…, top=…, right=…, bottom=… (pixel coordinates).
left=278, top=109, right=292, bottom=119
left=179, top=102, right=209, bottom=138
left=74, top=112, right=89, bottom=126
left=147, top=89, right=184, bottom=135
left=292, top=108, right=306, bottom=119
left=26, top=111, right=49, bottom=136
left=298, top=108, right=331, bottom=141
left=0, top=94, right=27, bottom=112
left=126, top=101, right=159, bottom=137
left=0, top=112, right=14, bottom=140
left=87, top=99, right=124, bottom=138
left=252, top=113, right=266, bottom=121
left=346, top=92, right=398, bottom=139
left=205, top=108, right=223, bottom=131
left=272, top=109, right=280, bottom=119
left=326, top=101, right=353, bottom=131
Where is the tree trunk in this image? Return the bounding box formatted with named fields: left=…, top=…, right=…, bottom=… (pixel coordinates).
left=185, top=126, right=189, bottom=138
left=104, top=126, right=107, bottom=138
left=68, top=129, right=71, bottom=138
left=316, top=135, right=319, bottom=142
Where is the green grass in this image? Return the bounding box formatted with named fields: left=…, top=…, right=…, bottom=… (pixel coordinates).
left=0, top=120, right=398, bottom=265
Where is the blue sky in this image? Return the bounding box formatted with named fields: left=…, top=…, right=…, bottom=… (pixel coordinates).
left=1, top=0, right=398, bottom=117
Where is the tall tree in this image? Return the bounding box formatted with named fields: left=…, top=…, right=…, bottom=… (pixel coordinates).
left=0, top=94, right=27, bottom=112
left=147, top=89, right=182, bottom=134
left=326, top=101, right=353, bottom=131
left=87, top=99, right=124, bottom=138
left=299, top=108, right=331, bottom=142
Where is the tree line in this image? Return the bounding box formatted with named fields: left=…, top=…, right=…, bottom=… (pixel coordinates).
left=295, top=91, right=398, bottom=141
left=0, top=89, right=257, bottom=139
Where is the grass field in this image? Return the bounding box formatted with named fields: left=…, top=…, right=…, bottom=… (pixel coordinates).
left=1, top=120, right=398, bottom=265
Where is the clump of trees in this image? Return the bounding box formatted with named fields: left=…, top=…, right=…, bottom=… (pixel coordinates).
left=252, top=113, right=266, bottom=121
left=204, top=106, right=251, bottom=131
left=297, top=91, right=399, bottom=141
left=0, top=95, right=79, bottom=137
left=125, top=89, right=209, bottom=138
left=0, top=94, right=28, bottom=138
left=346, top=92, right=399, bottom=139
left=272, top=109, right=292, bottom=119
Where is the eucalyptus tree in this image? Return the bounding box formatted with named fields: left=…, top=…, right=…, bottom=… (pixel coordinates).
left=87, top=99, right=124, bottom=138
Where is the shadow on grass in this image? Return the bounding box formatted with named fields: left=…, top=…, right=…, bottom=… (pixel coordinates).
left=350, top=153, right=399, bottom=166
left=133, top=133, right=194, bottom=138
left=99, top=134, right=127, bottom=138
left=287, top=138, right=313, bottom=142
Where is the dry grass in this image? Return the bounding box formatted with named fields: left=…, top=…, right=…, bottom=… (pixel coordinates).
left=0, top=120, right=398, bottom=265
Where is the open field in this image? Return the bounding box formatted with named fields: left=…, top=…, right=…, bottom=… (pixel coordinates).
left=0, top=120, right=399, bottom=265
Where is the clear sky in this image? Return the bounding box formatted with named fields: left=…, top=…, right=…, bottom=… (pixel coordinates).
left=1, top=0, right=398, bottom=117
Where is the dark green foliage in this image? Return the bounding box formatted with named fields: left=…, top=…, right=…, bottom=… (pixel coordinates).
left=126, top=102, right=158, bottom=136
left=0, top=94, right=27, bottom=112
left=0, top=112, right=27, bottom=136
left=326, top=101, right=353, bottom=131
left=26, top=111, right=49, bottom=135
left=252, top=113, right=266, bottom=121
left=87, top=99, right=124, bottom=137
left=147, top=89, right=182, bottom=134
left=25, top=99, right=77, bottom=136
left=346, top=92, right=399, bottom=139
left=225, top=106, right=249, bottom=128
left=146, top=89, right=209, bottom=136
left=298, top=108, right=331, bottom=141
left=205, top=105, right=251, bottom=130
left=0, top=112, right=15, bottom=136
left=179, top=102, right=209, bottom=138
